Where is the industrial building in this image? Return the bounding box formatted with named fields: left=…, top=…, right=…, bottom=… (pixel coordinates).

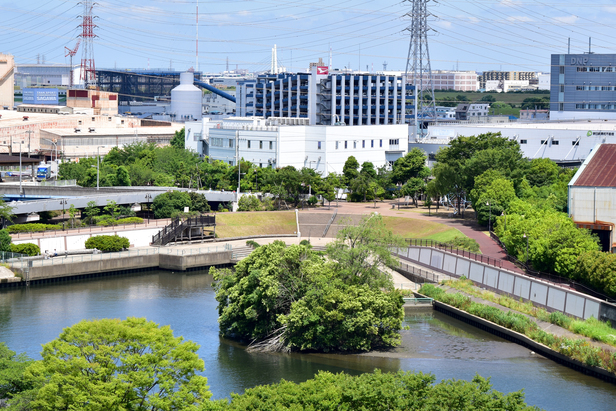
left=14, top=64, right=73, bottom=87
left=422, top=70, right=478, bottom=91
left=568, top=143, right=616, bottom=252
left=550, top=53, right=616, bottom=121
left=414, top=119, right=616, bottom=166
left=455, top=103, right=489, bottom=120
left=478, top=71, right=536, bottom=90
left=67, top=89, right=119, bottom=116
left=236, top=65, right=415, bottom=126
left=0, top=54, right=14, bottom=109
left=185, top=116, right=408, bottom=176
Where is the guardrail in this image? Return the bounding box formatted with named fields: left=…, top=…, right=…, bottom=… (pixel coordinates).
left=396, top=259, right=441, bottom=283
left=406, top=238, right=505, bottom=269
left=322, top=209, right=337, bottom=237
left=8, top=244, right=232, bottom=271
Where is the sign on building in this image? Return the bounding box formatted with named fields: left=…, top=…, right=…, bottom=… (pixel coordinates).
left=22, top=88, right=59, bottom=105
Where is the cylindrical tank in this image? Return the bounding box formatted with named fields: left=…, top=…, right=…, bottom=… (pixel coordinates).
left=170, top=72, right=202, bottom=121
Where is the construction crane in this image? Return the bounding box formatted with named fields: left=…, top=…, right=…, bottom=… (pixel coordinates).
left=64, top=39, right=81, bottom=88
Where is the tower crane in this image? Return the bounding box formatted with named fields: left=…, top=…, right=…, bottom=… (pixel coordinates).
left=64, top=39, right=81, bottom=88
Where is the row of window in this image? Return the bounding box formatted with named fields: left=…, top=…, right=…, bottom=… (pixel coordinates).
left=335, top=139, right=384, bottom=149
left=575, top=104, right=616, bottom=110
left=246, top=140, right=274, bottom=150
left=575, top=86, right=616, bottom=91
left=211, top=138, right=274, bottom=150
left=576, top=66, right=616, bottom=72
left=520, top=139, right=580, bottom=146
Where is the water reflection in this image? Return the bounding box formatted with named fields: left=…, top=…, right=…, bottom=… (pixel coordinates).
left=0, top=271, right=615, bottom=410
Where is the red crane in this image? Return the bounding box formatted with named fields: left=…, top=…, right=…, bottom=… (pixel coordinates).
left=64, top=39, right=81, bottom=88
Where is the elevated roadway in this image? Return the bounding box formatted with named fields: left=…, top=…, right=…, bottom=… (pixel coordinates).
left=1, top=186, right=237, bottom=214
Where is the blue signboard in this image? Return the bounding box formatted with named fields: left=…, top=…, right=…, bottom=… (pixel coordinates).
left=22, top=88, right=59, bottom=105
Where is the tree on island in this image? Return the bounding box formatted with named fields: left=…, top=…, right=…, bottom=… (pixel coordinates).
left=211, top=214, right=406, bottom=353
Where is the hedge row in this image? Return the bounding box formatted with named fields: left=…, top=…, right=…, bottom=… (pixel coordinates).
left=84, top=235, right=130, bottom=252
left=10, top=243, right=40, bottom=256
left=420, top=284, right=616, bottom=373
left=7, top=224, right=62, bottom=233
left=96, top=217, right=144, bottom=227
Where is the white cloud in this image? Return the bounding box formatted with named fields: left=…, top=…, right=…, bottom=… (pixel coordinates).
left=553, top=15, right=579, bottom=25
left=506, top=16, right=534, bottom=23
left=603, top=6, right=616, bottom=14
left=433, top=20, right=453, bottom=30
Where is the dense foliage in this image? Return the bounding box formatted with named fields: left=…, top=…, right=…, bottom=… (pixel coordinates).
left=212, top=215, right=405, bottom=352
left=0, top=343, right=34, bottom=401
left=10, top=243, right=40, bottom=256
left=209, top=369, right=541, bottom=411
left=6, top=318, right=210, bottom=410
left=84, top=234, right=130, bottom=252
left=6, top=224, right=61, bottom=234
left=152, top=191, right=211, bottom=218
left=0, top=229, right=11, bottom=253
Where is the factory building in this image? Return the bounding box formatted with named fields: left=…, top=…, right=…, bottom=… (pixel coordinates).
left=185, top=117, right=408, bottom=176
left=568, top=143, right=616, bottom=252
left=237, top=65, right=415, bottom=126
left=478, top=71, right=536, bottom=90
left=67, top=89, right=119, bottom=116
left=0, top=54, right=14, bottom=109
left=14, top=64, right=73, bottom=87
left=550, top=53, right=616, bottom=121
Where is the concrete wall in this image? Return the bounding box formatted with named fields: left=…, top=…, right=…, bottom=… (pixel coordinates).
left=26, top=254, right=160, bottom=280
left=399, top=246, right=614, bottom=321
left=159, top=251, right=232, bottom=271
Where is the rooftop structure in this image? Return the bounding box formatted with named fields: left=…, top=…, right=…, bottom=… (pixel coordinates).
left=569, top=143, right=616, bottom=251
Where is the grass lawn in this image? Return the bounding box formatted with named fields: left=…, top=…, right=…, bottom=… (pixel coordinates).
left=382, top=216, right=465, bottom=242
left=215, top=211, right=296, bottom=238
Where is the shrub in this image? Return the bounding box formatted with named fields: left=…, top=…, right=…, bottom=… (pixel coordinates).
left=299, top=239, right=311, bottom=248
left=443, top=236, right=480, bottom=252
left=238, top=195, right=262, bottom=212
left=85, top=235, right=130, bottom=252
left=7, top=224, right=62, bottom=233
left=0, top=229, right=11, bottom=252
left=97, top=217, right=143, bottom=227
left=10, top=243, right=40, bottom=256
left=152, top=191, right=191, bottom=219
left=246, top=240, right=260, bottom=249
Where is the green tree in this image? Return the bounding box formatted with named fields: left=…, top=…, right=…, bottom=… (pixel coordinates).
left=103, top=200, right=120, bottom=221
left=475, top=178, right=517, bottom=227
left=152, top=191, right=191, bottom=218
left=391, top=148, right=427, bottom=185
left=360, top=161, right=377, bottom=179
left=0, top=199, right=14, bottom=227
left=68, top=204, right=77, bottom=229
left=187, top=192, right=212, bottom=213
left=479, top=94, right=496, bottom=102
left=0, top=229, right=11, bottom=252
left=170, top=127, right=185, bottom=150
left=342, top=156, right=360, bottom=185
left=350, top=173, right=372, bottom=202
left=83, top=201, right=100, bottom=225
left=12, top=318, right=210, bottom=411
left=115, top=165, right=132, bottom=186
left=326, top=213, right=405, bottom=289
left=401, top=177, right=426, bottom=207
left=526, top=158, right=560, bottom=188
left=0, top=343, right=34, bottom=400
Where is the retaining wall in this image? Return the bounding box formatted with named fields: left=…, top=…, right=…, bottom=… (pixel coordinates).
left=398, top=246, right=616, bottom=323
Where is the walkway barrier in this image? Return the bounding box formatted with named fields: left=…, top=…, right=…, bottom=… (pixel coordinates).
left=322, top=209, right=337, bottom=237
left=405, top=238, right=505, bottom=269
left=8, top=243, right=232, bottom=271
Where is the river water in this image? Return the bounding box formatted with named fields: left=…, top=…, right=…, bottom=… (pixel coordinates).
left=1, top=270, right=616, bottom=410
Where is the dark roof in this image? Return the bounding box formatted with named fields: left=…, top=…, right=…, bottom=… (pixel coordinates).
left=573, top=144, right=616, bottom=187
left=0, top=155, right=41, bottom=166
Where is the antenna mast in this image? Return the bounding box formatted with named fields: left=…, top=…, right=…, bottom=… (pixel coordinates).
left=79, top=0, right=97, bottom=87
left=404, top=0, right=437, bottom=137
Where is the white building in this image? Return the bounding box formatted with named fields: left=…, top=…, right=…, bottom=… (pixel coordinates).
left=416, top=119, right=616, bottom=165
left=186, top=117, right=408, bottom=175
left=485, top=80, right=530, bottom=93
left=537, top=73, right=550, bottom=91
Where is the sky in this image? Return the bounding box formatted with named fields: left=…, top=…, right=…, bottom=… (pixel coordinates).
left=2, top=0, right=616, bottom=74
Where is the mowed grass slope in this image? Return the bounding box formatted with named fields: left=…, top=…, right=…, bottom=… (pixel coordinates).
left=215, top=211, right=296, bottom=238
left=382, top=216, right=465, bottom=242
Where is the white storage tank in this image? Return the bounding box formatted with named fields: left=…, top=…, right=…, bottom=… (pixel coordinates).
left=171, top=72, right=202, bottom=121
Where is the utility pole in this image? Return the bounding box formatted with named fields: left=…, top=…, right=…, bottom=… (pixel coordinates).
left=236, top=130, right=240, bottom=204
left=26, top=130, right=32, bottom=157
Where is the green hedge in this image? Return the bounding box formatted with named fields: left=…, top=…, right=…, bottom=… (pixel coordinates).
left=10, top=243, right=40, bottom=256
left=85, top=235, right=130, bottom=252
left=7, top=224, right=62, bottom=233
left=96, top=217, right=144, bottom=227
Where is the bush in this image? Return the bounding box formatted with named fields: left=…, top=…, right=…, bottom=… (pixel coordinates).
left=443, top=236, right=480, bottom=252
left=238, top=195, right=262, bottom=212
left=152, top=191, right=191, bottom=219
left=0, top=229, right=11, bottom=252
left=96, top=217, right=143, bottom=227
left=85, top=235, right=130, bottom=252
left=10, top=243, right=40, bottom=256
left=7, top=224, right=62, bottom=233
left=246, top=240, right=260, bottom=248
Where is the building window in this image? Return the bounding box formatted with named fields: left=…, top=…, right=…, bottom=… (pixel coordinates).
left=552, top=140, right=559, bottom=145
left=259, top=141, right=263, bottom=149
left=318, top=141, right=322, bottom=150
left=345, top=141, right=348, bottom=149
left=353, top=141, right=357, bottom=149
left=389, top=139, right=399, bottom=145
left=362, top=140, right=365, bottom=148
left=336, top=141, right=339, bottom=150
left=520, top=139, right=527, bottom=144
left=247, top=140, right=251, bottom=149
left=540, top=140, right=546, bottom=145
left=371, top=140, right=374, bottom=148
left=121, top=120, right=124, bottom=124
left=379, top=139, right=383, bottom=147
left=559, top=103, right=564, bottom=111
left=269, top=141, right=273, bottom=149
left=229, top=161, right=233, bottom=165
left=572, top=140, right=580, bottom=146
left=229, top=139, right=234, bottom=148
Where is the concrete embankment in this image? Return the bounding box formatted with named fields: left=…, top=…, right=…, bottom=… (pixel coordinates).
left=431, top=297, right=616, bottom=384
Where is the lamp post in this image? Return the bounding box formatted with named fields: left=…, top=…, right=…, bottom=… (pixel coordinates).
left=18, top=141, right=22, bottom=196
left=60, top=199, right=68, bottom=231
left=145, top=194, right=152, bottom=224
left=486, top=201, right=492, bottom=232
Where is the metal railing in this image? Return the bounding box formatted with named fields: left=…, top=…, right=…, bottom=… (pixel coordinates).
left=405, top=238, right=505, bottom=269
left=152, top=215, right=216, bottom=246
left=11, top=219, right=170, bottom=239
left=8, top=244, right=232, bottom=271
left=39, top=179, right=77, bottom=186
left=322, top=209, right=337, bottom=237
left=0, top=251, right=27, bottom=262
left=396, top=259, right=442, bottom=283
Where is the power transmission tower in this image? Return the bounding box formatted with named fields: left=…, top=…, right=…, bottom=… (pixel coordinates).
left=79, top=0, right=97, bottom=87
left=404, top=0, right=437, bottom=137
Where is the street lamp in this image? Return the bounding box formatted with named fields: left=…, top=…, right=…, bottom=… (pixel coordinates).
left=60, top=199, right=68, bottom=231
left=486, top=201, right=492, bottom=232
left=18, top=141, right=22, bottom=196
left=145, top=194, right=152, bottom=224
left=523, top=232, right=529, bottom=266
